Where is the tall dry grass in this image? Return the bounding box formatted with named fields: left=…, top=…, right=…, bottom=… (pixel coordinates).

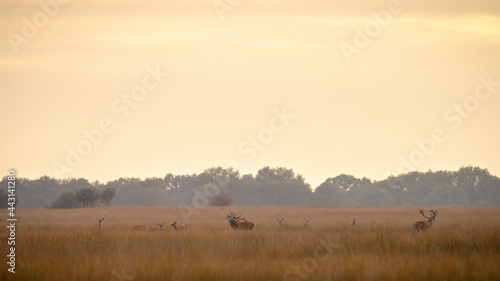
left=1, top=206, right=500, bottom=280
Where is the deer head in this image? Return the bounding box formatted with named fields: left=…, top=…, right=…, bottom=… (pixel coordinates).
left=97, top=217, right=104, bottom=229
left=277, top=218, right=284, bottom=226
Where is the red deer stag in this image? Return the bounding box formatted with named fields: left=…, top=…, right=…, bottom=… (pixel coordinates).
left=171, top=221, right=188, bottom=231
left=413, top=209, right=438, bottom=232
left=226, top=212, right=254, bottom=230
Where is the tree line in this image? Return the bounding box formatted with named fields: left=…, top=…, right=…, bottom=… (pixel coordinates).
left=0, top=166, right=499, bottom=208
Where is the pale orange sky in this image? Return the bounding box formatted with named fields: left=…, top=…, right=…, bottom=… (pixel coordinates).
left=1, top=0, right=500, bottom=188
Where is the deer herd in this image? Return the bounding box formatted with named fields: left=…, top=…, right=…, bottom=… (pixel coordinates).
left=129, top=221, right=187, bottom=231
left=96, top=209, right=439, bottom=233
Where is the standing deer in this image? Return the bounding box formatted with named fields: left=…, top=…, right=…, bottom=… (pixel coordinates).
left=170, top=221, right=188, bottom=231
left=352, top=218, right=357, bottom=226
left=97, top=217, right=104, bottom=230
left=277, top=218, right=284, bottom=226
left=226, top=212, right=255, bottom=230
left=413, top=209, right=438, bottom=232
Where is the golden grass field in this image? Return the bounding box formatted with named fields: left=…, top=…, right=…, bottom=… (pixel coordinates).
left=1, top=206, right=500, bottom=281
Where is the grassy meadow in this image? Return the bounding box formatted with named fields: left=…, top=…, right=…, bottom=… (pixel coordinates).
left=1, top=206, right=500, bottom=281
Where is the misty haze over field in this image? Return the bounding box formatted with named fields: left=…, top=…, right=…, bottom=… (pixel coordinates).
left=1, top=0, right=499, bottom=196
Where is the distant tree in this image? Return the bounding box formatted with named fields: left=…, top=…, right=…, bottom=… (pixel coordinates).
left=256, top=166, right=298, bottom=182
left=241, top=173, right=254, bottom=180
left=314, top=181, right=348, bottom=206
left=50, top=192, right=79, bottom=209
left=357, top=185, right=392, bottom=206
left=456, top=166, right=491, bottom=204
left=164, top=173, right=182, bottom=190
left=320, top=174, right=362, bottom=191
left=314, top=174, right=364, bottom=206
left=209, top=189, right=235, bottom=206
left=253, top=167, right=312, bottom=205
left=0, top=189, right=8, bottom=208
left=20, top=176, right=61, bottom=208
left=226, top=175, right=261, bottom=205
left=75, top=188, right=99, bottom=207
left=99, top=187, right=116, bottom=207
left=205, top=166, right=240, bottom=181
left=482, top=175, right=500, bottom=205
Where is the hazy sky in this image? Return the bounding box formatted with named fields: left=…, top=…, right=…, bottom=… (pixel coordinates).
left=1, top=0, right=499, bottom=188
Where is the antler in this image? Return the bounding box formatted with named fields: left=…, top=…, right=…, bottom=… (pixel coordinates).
left=429, top=209, right=438, bottom=219
left=419, top=209, right=438, bottom=219
left=419, top=209, right=431, bottom=219
left=228, top=212, right=247, bottom=221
